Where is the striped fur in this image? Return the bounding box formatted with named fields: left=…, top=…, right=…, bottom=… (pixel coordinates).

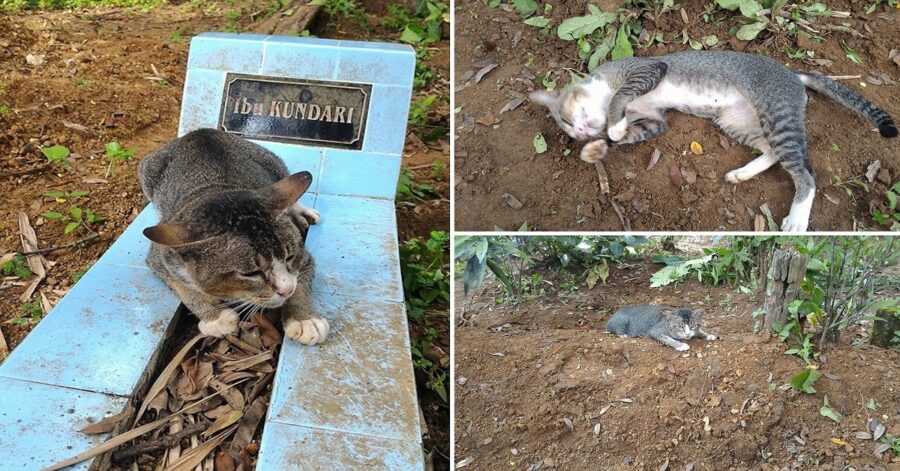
left=529, top=50, right=897, bottom=232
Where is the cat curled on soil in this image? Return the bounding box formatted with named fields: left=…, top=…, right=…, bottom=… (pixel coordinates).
left=138, top=128, right=328, bottom=345
left=605, top=305, right=716, bottom=351
left=530, top=50, right=898, bottom=232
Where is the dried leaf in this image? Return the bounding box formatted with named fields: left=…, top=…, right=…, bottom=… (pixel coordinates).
left=866, top=160, right=881, bottom=183
left=593, top=424, right=602, bottom=436
left=870, top=419, right=885, bottom=441
left=854, top=431, right=872, bottom=440
left=165, top=427, right=235, bottom=471
left=680, top=7, right=689, bottom=24
left=456, top=457, right=474, bottom=468
left=690, top=141, right=703, bottom=155
left=475, top=63, right=499, bottom=83
left=136, top=335, right=204, bottom=423
left=562, top=417, right=574, bottom=431
left=659, top=458, right=669, bottom=471
left=646, top=147, right=661, bottom=170
left=476, top=111, right=499, bottom=126
left=595, top=161, right=610, bottom=194
left=831, top=437, right=848, bottom=446
left=668, top=166, right=683, bottom=188
left=231, top=397, right=267, bottom=452
left=80, top=406, right=135, bottom=435
left=616, top=398, right=633, bottom=403
left=598, top=404, right=612, bottom=416
left=502, top=193, right=523, bottom=210
left=214, top=452, right=235, bottom=471
left=202, top=411, right=242, bottom=439
left=874, top=442, right=890, bottom=455
left=209, top=379, right=245, bottom=411
left=718, top=134, right=730, bottom=150
left=18, top=212, right=48, bottom=302
left=824, top=193, right=840, bottom=205
left=252, top=312, right=282, bottom=348
left=499, top=96, right=526, bottom=114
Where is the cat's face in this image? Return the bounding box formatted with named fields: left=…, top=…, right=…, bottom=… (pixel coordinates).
left=529, top=79, right=613, bottom=141
left=144, top=172, right=312, bottom=310
left=663, top=308, right=703, bottom=339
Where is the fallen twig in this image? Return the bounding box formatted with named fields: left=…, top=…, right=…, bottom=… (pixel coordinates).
left=18, top=233, right=100, bottom=256
left=111, top=421, right=209, bottom=462
left=594, top=161, right=610, bottom=195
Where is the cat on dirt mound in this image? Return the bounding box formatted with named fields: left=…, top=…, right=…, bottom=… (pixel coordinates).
left=530, top=50, right=898, bottom=232
left=605, top=305, right=717, bottom=351
left=138, top=128, right=328, bottom=345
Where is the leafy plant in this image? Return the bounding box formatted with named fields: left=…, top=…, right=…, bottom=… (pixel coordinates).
left=789, top=367, right=821, bottom=394
left=455, top=236, right=531, bottom=297
left=411, top=327, right=448, bottom=402
left=871, top=182, right=900, bottom=229
left=312, top=0, right=369, bottom=28
left=819, top=395, right=841, bottom=422
left=7, top=298, right=42, bottom=325
left=399, top=231, right=450, bottom=322
left=2, top=255, right=32, bottom=278
left=42, top=145, right=71, bottom=166
left=397, top=168, right=438, bottom=202
left=397, top=1, right=447, bottom=45
left=42, top=205, right=106, bottom=235
left=0, top=105, right=8, bottom=115
left=104, top=141, right=135, bottom=177
left=45, top=189, right=88, bottom=202
left=223, top=10, right=241, bottom=32
left=409, top=95, right=436, bottom=126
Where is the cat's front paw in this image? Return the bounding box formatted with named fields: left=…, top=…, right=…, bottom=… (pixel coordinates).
left=705, top=334, right=717, bottom=341
left=579, top=140, right=609, bottom=163
left=285, top=316, right=329, bottom=345
left=198, top=309, right=240, bottom=338
left=675, top=342, right=690, bottom=352
left=300, top=207, right=321, bottom=225
left=607, top=118, right=628, bottom=141
left=780, top=214, right=809, bottom=233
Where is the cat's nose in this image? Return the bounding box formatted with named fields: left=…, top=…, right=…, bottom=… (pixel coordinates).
left=276, top=286, right=295, bottom=298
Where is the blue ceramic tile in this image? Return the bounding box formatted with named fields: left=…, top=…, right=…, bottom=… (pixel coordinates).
left=305, top=219, right=403, bottom=303
left=0, top=377, right=129, bottom=471
left=250, top=140, right=324, bottom=193
left=334, top=44, right=415, bottom=87
left=0, top=265, right=179, bottom=396
left=178, top=68, right=226, bottom=135
left=339, top=39, right=416, bottom=54
left=361, top=86, right=413, bottom=155
left=264, top=35, right=340, bottom=48
left=313, top=194, right=395, bottom=227
left=187, top=35, right=265, bottom=73
left=94, top=206, right=157, bottom=269
left=319, top=149, right=401, bottom=199
left=261, top=41, right=340, bottom=81
left=196, top=32, right=271, bottom=42
left=268, top=292, right=419, bottom=442
left=257, top=421, right=423, bottom=471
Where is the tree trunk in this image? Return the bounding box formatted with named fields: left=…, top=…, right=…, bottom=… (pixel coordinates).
left=764, top=247, right=809, bottom=333
left=255, top=2, right=321, bottom=36
left=870, top=309, right=900, bottom=348
left=757, top=242, right=770, bottom=290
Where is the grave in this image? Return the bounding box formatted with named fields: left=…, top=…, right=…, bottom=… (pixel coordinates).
left=0, top=33, right=423, bottom=470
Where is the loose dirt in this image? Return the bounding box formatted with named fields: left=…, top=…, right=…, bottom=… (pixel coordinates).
left=455, top=263, right=900, bottom=470
left=454, top=0, right=900, bottom=231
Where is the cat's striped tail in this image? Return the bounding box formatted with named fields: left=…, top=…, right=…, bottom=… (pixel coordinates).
left=796, top=72, right=897, bottom=138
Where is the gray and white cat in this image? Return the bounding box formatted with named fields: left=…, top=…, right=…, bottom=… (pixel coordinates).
left=138, top=128, right=328, bottom=345
left=530, top=50, right=898, bottom=232
left=605, top=305, right=716, bottom=351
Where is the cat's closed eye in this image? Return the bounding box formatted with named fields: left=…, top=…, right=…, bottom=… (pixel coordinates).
left=286, top=254, right=295, bottom=263
left=239, top=270, right=264, bottom=279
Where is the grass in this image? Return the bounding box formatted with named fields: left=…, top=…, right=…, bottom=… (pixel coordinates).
left=105, top=141, right=135, bottom=176
left=2, top=255, right=32, bottom=278
left=397, top=168, right=439, bottom=202
left=313, top=0, right=368, bottom=28
left=1, top=0, right=166, bottom=12
left=0, top=105, right=8, bottom=115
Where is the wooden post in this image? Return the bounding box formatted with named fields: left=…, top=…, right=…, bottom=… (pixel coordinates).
left=870, top=309, right=900, bottom=348
left=763, top=246, right=809, bottom=333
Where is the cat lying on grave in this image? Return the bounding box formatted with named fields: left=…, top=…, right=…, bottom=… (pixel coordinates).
left=138, top=128, right=328, bottom=345
left=529, top=50, right=897, bottom=232
left=605, top=305, right=716, bottom=351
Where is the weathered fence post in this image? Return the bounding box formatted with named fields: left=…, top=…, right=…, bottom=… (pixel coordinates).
left=764, top=246, right=810, bottom=333
left=870, top=309, right=900, bottom=348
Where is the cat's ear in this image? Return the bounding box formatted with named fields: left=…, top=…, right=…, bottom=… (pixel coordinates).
left=529, top=90, right=559, bottom=109
left=659, top=308, right=676, bottom=318
left=692, top=309, right=704, bottom=320
left=261, top=171, right=312, bottom=212
left=143, top=224, right=196, bottom=246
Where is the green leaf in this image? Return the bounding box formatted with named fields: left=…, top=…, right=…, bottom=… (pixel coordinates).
left=489, top=0, right=501, bottom=7
left=475, top=238, right=488, bottom=262
left=789, top=368, right=821, bottom=394
left=523, top=16, right=550, bottom=28
left=820, top=395, right=842, bottom=422
left=556, top=10, right=616, bottom=40
left=64, top=222, right=80, bottom=234
left=45, top=191, right=65, bottom=198
left=735, top=21, right=767, bottom=41
left=611, top=24, right=634, bottom=60
left=68, top=190, right=88, bottom=198
left=69, top=206, right=83, bottom=220
left=533, top=133, right=548, bottom=154
left=649, top=265, right=679, bottom=288
left=41, top=211, right=64, bottom=220
left=463, top=256, right=486, bottom=296
left=704, top=35, right=719, bottom=46
left=512, top=0, right=537, bottom=16
left=400, top=25, right=423, bottom=44
left=42, top=145, right=70, bottom=163
left=485, top=258, right=515, bottom=294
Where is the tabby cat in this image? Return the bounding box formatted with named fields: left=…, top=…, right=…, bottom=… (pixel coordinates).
left=605, top=305, right=716, bottom=351
left=138, top=129, right=328, bottom=345
left=530, top=50, right=898, bottom=232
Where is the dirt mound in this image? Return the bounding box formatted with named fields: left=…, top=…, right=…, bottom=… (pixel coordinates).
left=454, top=0, right=900, bottom=231
left=455, top=269, right=900, bottom=470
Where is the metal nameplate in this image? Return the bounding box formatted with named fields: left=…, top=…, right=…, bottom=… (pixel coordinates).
left=219, top=73, right=371, bottom=149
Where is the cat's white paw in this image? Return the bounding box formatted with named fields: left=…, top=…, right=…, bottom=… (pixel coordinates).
left=780, top=214, right=809, bottom=233
left=705, top=335, right=717, bottom=341
left=198, top=309, right=240, bottom=338
left=285, top=316, right=330, bottom=345
left=675, top=343, right=690, bottom=352
left=579, top=140, right=609, bottom=163
left=607, top=118, right=628, bottom=141
left=301, top=207, right=321, bottom=225
left=725, top=169, right=746, bottom=184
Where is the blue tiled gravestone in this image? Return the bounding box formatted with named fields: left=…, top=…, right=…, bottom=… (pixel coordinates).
left=0, top=33, right=422, bottom=470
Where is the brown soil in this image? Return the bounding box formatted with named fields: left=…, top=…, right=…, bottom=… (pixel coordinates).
left=454, top=0, right=900, bottom=231
left=454, top=263, right=900, bottom=470
left=0, top=2, right=449, bottom=469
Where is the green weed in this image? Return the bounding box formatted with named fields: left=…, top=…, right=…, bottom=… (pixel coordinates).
left=411, top=327, right=448, bottom=402
left=104, top=141, right=135, bottom=177
left=312, top=0, right=368, bottom=28
left=400, top=231, right=450, bottom=322
left=72, top=266, right=89, bottom=282
left=409, top=95, right=436, bottom=126
left=42, top=145, right=71, bottom=166
left=397, top=168, right=438, bottom=202
left=169, top=31, right=182, bottom=43
left=7, top=298, right=42, bottom=325
left=2, top=255, right=32, bottom=278
left=45, top=189, right=88, bottom=202
left=42, top=205, right=106, bottom=235
left=224, top=10, right=241, bottom=32
left=0, top=105, right=8, bottom=115
left=871, top=182, right=900, bottom=229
